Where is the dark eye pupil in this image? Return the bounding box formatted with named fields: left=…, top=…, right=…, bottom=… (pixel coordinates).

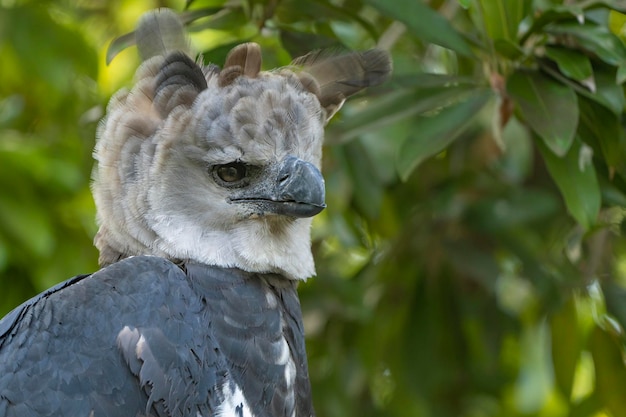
left=217, top=163, right=246, bottom=182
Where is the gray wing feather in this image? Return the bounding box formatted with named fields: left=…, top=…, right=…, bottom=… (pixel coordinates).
left=0, top=257, right=314, bottom=417
left=0, top=257, right=213, bottom=416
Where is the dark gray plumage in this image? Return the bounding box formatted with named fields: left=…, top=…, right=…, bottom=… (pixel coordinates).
left=0, top=7, right=391, bottom=417
left=0, top=256, right=311, bottom=416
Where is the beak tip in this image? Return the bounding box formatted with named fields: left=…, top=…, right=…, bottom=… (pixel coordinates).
left=277, top=157, right=326, bottom=215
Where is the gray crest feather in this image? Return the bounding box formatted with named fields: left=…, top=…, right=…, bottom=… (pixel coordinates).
left=135, top=8, right=189, bottom=61
left=153, top=52, right=208, bottom=117
left=291, top=48, right=392, bottom=118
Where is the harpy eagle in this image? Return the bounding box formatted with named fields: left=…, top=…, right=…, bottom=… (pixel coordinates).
left=0, top=9, right=391, bottom=417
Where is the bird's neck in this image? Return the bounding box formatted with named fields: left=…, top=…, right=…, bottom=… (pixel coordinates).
left=96, top=217, right=316, bottom=281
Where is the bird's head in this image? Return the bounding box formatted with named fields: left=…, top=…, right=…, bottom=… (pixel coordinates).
left=92, top=9, right=391, bottom=280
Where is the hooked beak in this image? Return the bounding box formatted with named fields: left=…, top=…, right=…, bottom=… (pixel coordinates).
left=231, top=156, right=326, bottom=218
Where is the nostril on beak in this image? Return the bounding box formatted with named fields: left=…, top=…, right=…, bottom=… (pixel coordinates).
left=278, top=172, right=290, bottom=184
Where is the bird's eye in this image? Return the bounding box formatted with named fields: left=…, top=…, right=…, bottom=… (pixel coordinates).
left=215, top=162, right=247, bottom=183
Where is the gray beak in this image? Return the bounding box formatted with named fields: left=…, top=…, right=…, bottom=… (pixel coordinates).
left=231, top=156, right=326, bottom=218
left=273, top=156, right=326, bottom=217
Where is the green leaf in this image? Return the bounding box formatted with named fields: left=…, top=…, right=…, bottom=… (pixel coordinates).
left=618, top=63, right=626, bottom=85
left=331, top=84, right=478, bottom=144
left=187, top=8, right=249, bottom=32
left=279, top=30, right=339, bottom=58
left=366, top=0, right=474, bottom=57
left=391, top=73, right=480, bottom=88
left=609, top=10, right=626, bottom=42
left=603, top=281, right=626, bottom=341
left=578, top=97, right=626, bottom=178
left=0, top=195, right=55, bottom=257
left=593, top=66, right=626, bottom=114
left=537, top=138, right=600, bottom=229
left=600, top=176, right=626, bottom=206
left=545, top=47, right=593, bottom=81
left=547, top=22, right=626, bottom=66
left=343, top=140, right=384, bottom=220
left=185, top=0, right=229, bottom=8
left=522, top=6, right=583, bottom=43
left=540, top=63, right=624, bottom=115
left=396, top=90, right=491, bottom=181
left=466, top=188, right=559, bottom=232
left=568, top=394, right=603, bottom=417
left=475, top=0, right=529, bottom=42
left=6, top=7, right=98, bottom=87
left=590, top=324, right=626, bottom=416
left=493, top=39, right=525, bottom=59
left=582, top=0, right=626, bottom=12
left=507, top=70, right=578, bottom=156
left=550, top=298, right=581, bottom=399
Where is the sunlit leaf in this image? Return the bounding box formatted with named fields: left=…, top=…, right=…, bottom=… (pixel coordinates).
left=550, top=298, right=581, bottom=398
left=537, top=138, right=600, bottom=229
left=396, top=90, right=491, bottom=181
left=185, top=0, right=230, bottom=8
left=507, top=70, right=578, bottom=156
left=590, top=324, right=626, bottom=415
left=568, top=393, right=603, bottom=417
left=366, top=0, right=474, bottom=56
left=608, top=10, right=626, bottom=42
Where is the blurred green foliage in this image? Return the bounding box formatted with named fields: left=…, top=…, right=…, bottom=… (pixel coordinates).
left=2, top=0, right=626, bottom=416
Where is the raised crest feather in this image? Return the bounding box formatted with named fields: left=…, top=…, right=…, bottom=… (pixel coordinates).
left=135, top=8, right=189, bottom=61
left=291, top=48, right=392, bottom=117
left=219, top=43, right=263, bottom=87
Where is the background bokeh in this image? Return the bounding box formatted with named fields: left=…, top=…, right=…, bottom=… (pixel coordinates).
left=2, top=0, right=626, bottom=416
